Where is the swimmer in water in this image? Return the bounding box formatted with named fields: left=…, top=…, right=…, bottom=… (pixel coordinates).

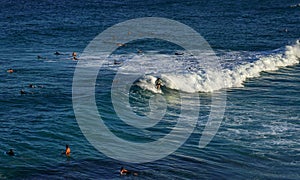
left=120, top=167, right=128, bottom=175
left=29, top=84, right=36, bottom=88
left=6, top=149, right=14, bottom=156
left=117, top=43, right=125, bottom=47
left=175, top=52, right=184, bottom=55
left=62, top=144, right=71, bottom=156
left=54, top=51, right=62, bottom=55
left=72, top=52, right=78, bottom=60
left=20, top=89, right=26, bottom=95
left=7, top=68, right=14, bottom=73
left=37, top=55, right=47, bottom=60
left=113, top=59, right=121, bottom=65
left=155, top=78, right=163, bottom=90
left=120, top=167, right=138, bottom=176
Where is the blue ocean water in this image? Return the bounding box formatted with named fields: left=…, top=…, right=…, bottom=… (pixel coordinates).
left=0, top=0, right=300, bottom=179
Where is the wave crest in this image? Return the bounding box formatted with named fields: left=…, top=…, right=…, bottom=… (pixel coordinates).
left=136, top=40, right=300, bottom=93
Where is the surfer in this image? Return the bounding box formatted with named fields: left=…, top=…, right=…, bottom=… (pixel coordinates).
left=37, top=55, right=46, bottom=59
left=155, top=78, right=163, bottom=90
left=6, top=149, right=14, bottom=156
left=113, top=59, right=121, bottom=65
left=72, top=52, right=78, bottom=60
left=54, top=51, right=62, bottom=55
left=20, top=89, right=26, bottom=95
left=29, top=84, right=36, bottom=88
left=120, top=167, right=128, bottom=175
left=117, top=43, right=125, bottom=47
left=175, top=52, right=184, bottom=55
left=62, top=144, right=71, bottom=156
left=120, top=167, right=138, bottom=176
left=7, top=68, right=14, bottom=73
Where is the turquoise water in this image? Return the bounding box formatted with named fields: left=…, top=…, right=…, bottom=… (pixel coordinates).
left=0, top=0, right=299, bottom=179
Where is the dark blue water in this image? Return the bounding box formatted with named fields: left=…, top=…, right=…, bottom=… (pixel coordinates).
left=0, top=0, right=299, bottom=179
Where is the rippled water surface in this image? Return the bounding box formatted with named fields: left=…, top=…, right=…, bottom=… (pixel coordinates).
left=0, top=0, right=299, bottom=179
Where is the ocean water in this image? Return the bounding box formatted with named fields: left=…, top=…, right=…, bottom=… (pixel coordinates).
left=0, top=0, right=300, bottom=179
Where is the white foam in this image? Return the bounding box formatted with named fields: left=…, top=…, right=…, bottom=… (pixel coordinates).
left=136, top=40, right=300, bottom=93
left=78, top=41, right=300, bottom=93
left=135, top=75, right=163, bottom=94
left=221, top=41, right=300, bottom=90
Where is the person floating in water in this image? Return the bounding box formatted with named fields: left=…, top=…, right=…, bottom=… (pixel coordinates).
left=72, top=52, right=78, bottom=60
left=62, top=144, right=71, bottom=156
left=116, top=43, right=125, bottom=47
left=6, top=149, right=14, bottom=156
left=54, top=51, right=62, bottom=55
left=72, top=52, right=77, bottom=57
left=155, top=78, right=163, bottom=90
left=113, top=59, right=121, bottom=65
left=120, top=167, right=138, bottom=176
left=120, top=167, right=128, bottom=175
left=37, top=55, right=47, bottom=60
left=29, top=84, right=36, bottom=88
left=7, top=68, right=14, bottom=73
left=29, top=84, right=43, bottom=88
left=20, top=89, right=26, bottom=95
left=175, top=52, right=184, bottom=55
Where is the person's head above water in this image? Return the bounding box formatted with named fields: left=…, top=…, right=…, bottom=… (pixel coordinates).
left=20, top=89, right=26, bottom=95
left=7, top=68, right=14, bottom=73
left=65, top=144, right=71, bottom=156
left=29, top=84, right=35, bottom=88
left=7, top=149, right=14, bottom=156
left=120, top=167, right=128, bottom=175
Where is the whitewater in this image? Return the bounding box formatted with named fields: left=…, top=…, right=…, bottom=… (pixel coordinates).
left=131, top=40, right=300, bottom=93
